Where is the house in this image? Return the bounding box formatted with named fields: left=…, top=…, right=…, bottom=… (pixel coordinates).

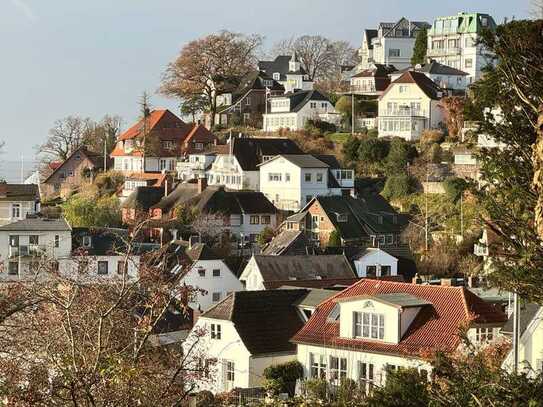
left=111, top=109, right=217, bottom=175
left=183, top=289, right=309, bottom=393
left=176, top=150, right=223, bottom=182
left=284, top=194, right=406, bottom=248
left=170, top=243, right=245, bottom=311
left=262, top=90, right=339, bottom=132
left=502, top=304, right=543, bottom=376
left=258, top=154, right=354, bottom=211
left=349, top=64, right=397, bottom=96
left=378, top=71, right=445, bottom=141
left=359, top=18, right=431, bottom=70
left=292, top=280, right=507, bottom=389
left=0, top=217, right=72, bottom=280
left=122, top=186, right=167, bottom=226
left=239, top=254, right=356, bottom=291
left=139, top=305, right=195, bottom=347
left=261, top=230, right=313, bottom=256
left=120, top=172, right=170, bottom=201
left=207, top=136, right=303, bottom=191
left=0, top=183, right=40, bottom=226
left=427, top=12, right=497, bottom=83
left=214, top=70, right=285, bottom=127
left=42, top=146, right=107, bottom=198
left=390, top=61, right=469, bottom=91
left=258, top=53, right=314, bottom=93
left=67, top=227, right=141, bottom=280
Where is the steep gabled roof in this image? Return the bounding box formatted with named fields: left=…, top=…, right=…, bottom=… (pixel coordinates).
left=202, top=289, right=308, bottom=355
left=385, top=71, right=445, bottom=100
left=118, top=109, right=188, bottom=141
left=501, top=303, right=542, bottom=337
left=292, top=280, right=507, bottom=357
left=0, top=184, right=39, bottom=202
left=122, top=186, right=165, bottom=210
left=43, top=146, right=106, bottom=184
left=0, top=217, right=71, bottom=232
left=270, top=90, right=331, bottom=113
left=258, top=55, right=308, bottom=81
left=230, top=137, right=304, bottom=171
left=251, top=254, right=356, bottom=283
left=261, top=230, right=312, bottom=256
left=192, top=187, right=277, bottom=215
left=260, top=154, right=329, bottom=169
left=186, top=243, right=221, bottom=261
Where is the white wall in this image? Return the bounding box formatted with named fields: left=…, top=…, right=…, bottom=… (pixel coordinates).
left=353, top=249, right=398, bottom=278
left=60, top=255, right=140, bottom=281
left=263, top=100, right=336, bottom=132
left=207, top=156, right=259, bottom=191
left=239, top=256, right=265, bottom=291
left=0, top=201, right=38, bottom=226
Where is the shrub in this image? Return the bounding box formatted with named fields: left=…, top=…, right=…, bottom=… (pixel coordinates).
left=256, top=226, right=275, bottom=248
left=385, top=138, right=418, bottom=175
left=365, top=368, right=429, bottom=407
left=382, top=174, right=417, bottom=201
left=62, top=194, right=121, bottom=227
left=420, top=129, right=445, bottom=146
left=305, top=119, right=337, bottom=134
left=443, top=177, right=469, bottom=202
left=367, top=128, right=379, bottom=138
left=342, top=136, right=361, bottom=163
left=94, top=171, right=125, bottom=196
left=263, top=360, right=304, bottom=396
left=303, top=378, right=328, bottom=401
left=327, top=230, right=341, bottom=247
left=358, top=137, right=390, bottom=164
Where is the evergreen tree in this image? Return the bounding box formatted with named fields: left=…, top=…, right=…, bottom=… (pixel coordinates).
left=411, top=28, right=428, bottom=66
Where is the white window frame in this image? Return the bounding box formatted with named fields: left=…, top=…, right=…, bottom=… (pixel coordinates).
left=310, top=353, right=327, bottom=378
left=11, top=204, right=21, bottom=219
left=211, top=323, right=222, bottom=339
left=354, top=312, right=385, bottom=340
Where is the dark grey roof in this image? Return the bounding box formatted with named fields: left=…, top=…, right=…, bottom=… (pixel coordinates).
left=0, top=184, right=40, bottom=202
left=374, top=293, right=431, bottom=308
left=72, top=227, right=129, bottom=255
left=388, top=71, right=445, bottom=100
left=380, top=18, right=430, bottom=38
left=230, top=137, right=304, bottom=171
left=251, top=254, right=356, bottom=282
left=262, top=154, right=329, bottom=168
left=364, top=29, right=378, bottom=49
left=122, top=186, right=165, bottom=210
left=0, top=217, right=71, bottom=232
left=502, top=303, right=542, bottom=336
left=393, top=61, right=469, bottom=77
left=202, top=289, right=308, bottom=355
left=152, top=182, right=199, bottom=211
left=313, top=155, right=341, bottom=169
left=186, top=243, right=221, bottom=261
left=261, top=230, right=313, bottom=256
left=193, top=187, right=277, bottom=215
left=258, top=55, right=308, bottom=81
left=295, top=288, right=337, bottom=308
left=269, top=90, right=331, bottom=113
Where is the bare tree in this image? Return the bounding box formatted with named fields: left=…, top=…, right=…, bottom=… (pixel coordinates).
left=39, top=116, right=94, bottom=162
left=160, top=31, right=262, bottom=128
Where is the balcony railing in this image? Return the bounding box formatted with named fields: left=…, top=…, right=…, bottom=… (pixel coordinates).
left=380, top=109, right=427, bottom=117
left=176, top=161, right=207, bottom=171
left=9, top=245, right=47, bottom=258
left=349, top=85, right=377, bottom=93
left=427, top=47, right=460, bottom=57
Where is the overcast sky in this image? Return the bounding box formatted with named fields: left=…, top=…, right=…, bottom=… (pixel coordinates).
left=0, top=0, right=532, bottom=159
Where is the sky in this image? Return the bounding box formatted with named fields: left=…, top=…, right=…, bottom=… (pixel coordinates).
left=0, top=0, right=533, bottom=161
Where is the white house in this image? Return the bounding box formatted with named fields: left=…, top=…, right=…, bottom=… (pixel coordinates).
left=182, top=289, right=308, bottom=393
left=292, top=280, right=507, bottom=389
left=262, top=90, right=339, bottom=132
left=353, top=248, right=398, bottom=278
left=207, top=137, right=303, bottom=191
left=378, top=71, right=445, bottom=141
left=176, top=152, right=217, bottom=181
left=427, top=12, right=497, bottom=83
left=171, top=243, right=245, bottom=311
left=359, top=18, right=431, bottom=70
left=0, top=217, right=72, bottom=280
left=502, top=304, right=543, bottom=376
left=390, top=61, right=469, bottom=92
left=259, top=154, right=354, bottom=211
left=349, top=64, right=396, bottom=96
left=0, top=184, right=40, bottom=226
left=239, top=255, right=356, bottom=291
left=258, top=53, right=314, bottom=93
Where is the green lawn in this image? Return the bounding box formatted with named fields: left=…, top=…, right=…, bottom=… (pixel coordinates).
left=325, top=132, right=351, bottom=144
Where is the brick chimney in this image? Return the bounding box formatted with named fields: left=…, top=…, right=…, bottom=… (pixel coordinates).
left=197, top=177, right=207, bottom=194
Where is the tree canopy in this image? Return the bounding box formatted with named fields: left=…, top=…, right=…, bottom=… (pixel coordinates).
left=411, top=28, right=428, bottom=66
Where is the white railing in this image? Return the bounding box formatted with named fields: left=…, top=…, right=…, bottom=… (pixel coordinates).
left=9, top=245, right=47, bottom=258
left=427, top=47, right=460, bottom=57
left=381, top=109, right=427, bottom=117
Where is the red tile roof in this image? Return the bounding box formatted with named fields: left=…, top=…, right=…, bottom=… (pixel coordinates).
left=383, top=71, right=445, bottom=100
left=292, top=280, right=507, bottom=358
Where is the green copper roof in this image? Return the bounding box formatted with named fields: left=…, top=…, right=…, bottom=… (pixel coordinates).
left=429, top=12, right=497, bottom=35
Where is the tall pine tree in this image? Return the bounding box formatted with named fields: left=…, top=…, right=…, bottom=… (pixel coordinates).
left=411, top=28, right=428, bottom=65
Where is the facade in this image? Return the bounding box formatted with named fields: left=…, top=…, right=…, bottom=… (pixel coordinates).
left=353, top=248, right=399, bottom=278
left=183, top=289, right=308, bottom=393
left=42, top=146, right=106, bottom=198
left=170, top=243, right=245, bottom=311
left=176, top=152, right=217, bottom=182
left=285, top=194, right=406, bottom=248
left=292, top=280, right=507, bottom=389
left=349, top=64, right=396, bottom=96
left=259, top=154, right=354, bottom=211
left=258, top=53, right=314, bottom=93
left=427, top=12, right=497, bottom=83
left=111, top=109, right=217, bottom=176
left=360, top=18, right=431, bottom=70
left=214, top=70, right=284, bottom=127
left=0, top=184, right=40, bottom=226
left=120, top=172, right=168, bottom=201
left=378, top=71, right=445, bottom=141
left=239, top=254, right=356, bottom=291
left=207, top=137, right=303, bottom=191
left=263, top=90, right=339, bottom=132
left=0, top=217, right=72, bottom=281
left=390, top=61, right=469, bottom=91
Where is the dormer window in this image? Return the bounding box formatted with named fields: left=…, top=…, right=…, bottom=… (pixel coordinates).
left=353, top=311, right=384, bottom=340
left=337, top=213, right=348, bottom=223
left=273, top=72, right=280, bottom=81
left=82, top=236, right=92, bottom=248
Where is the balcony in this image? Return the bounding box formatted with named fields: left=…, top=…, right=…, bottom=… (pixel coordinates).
left=176, top=161, right=207, bottom=171
left=9, top=245, right=47, bottom=258
left=380, top=109, right=427, bottom=118
left=349, top=85, right=378, bottom=95
left=474, top=243, right=489, bottom=257
left=427, top=47, right=460, bottom=57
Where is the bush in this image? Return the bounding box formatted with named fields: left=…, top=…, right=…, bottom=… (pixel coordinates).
left=382, top=174, right=417, bottom=201
left=305, top=119, right=337, bottom=135
left=303, top=378, right=328, bottom=401
left=358, top=137, right=390, bottom=164
left=94, top=171, right=125, bottom=197
left=443, top=177, right=469, bottom=202
left=256, top=226, right=275, bottom=248
left=367, top=128, right=379, bottom=138
left=263, top=360, right=304, bottom=396
left=327, top=230, right=341, bottom=247
left=420, top=129, right=445, bottom=146
left=62, top=194, right=121, bottom=227
left=365, top=368, right=429, bottom=407
left=385, top=138, right=418, bottom=175
left=342, top=136, right=361, bottom=163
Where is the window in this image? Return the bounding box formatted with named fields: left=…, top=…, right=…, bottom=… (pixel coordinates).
left=366, top=265, right=377, bottom=277
left=389, top=49, right=400, bottom=57
left=162, top=140, right=175, bottom=150
left=273, top=72, right=280, bottom=81
left=310, top=353, right=327, bottom=378
left=268, top=173, right=282, bottom=182
left=354, top=312, right=385, bottom=340
left=305, top=173, right=312, bottom=182
left=82, top=235, right=92, bottom=248
left=337, top=214, right=348, bottom=223
left=245, top=97, right=251, bottom=105
left=198, top=268, right=205, bottom=277
left=213, top=269, right=221, bottom=277
left=97, top=261, right=109, bottom=275
left=261, top=215, right=271, bottom=225
left=310, top=102, right=317, bottom=108
left=329, top=356, right=347, bottom=382
left=117, top=260, right=127, bottom=275
left=380, top=265, right=391, bottom=276
left=54, top=235, right=60, bottom=248
left=11, top=204, right=21, bottom=219
left=399, top=85, right=408, bottom=93
left=8, top=262, right=19, bottom=276
left=211, top=323, right=222, bottom=339
left=465, top=58, right=473, bottom=68
left=225, top=361, right=235, bottom=382
left=386, top=235, right=394, bottom=245
left=9, top=235, right=19, bottom=247
left=68, top=171, right=74, bottom=177
left=316, top=173, right=323, bottom=183
left=285, top=173, right=291, bottom=182
left=212, top=292, right=222, bottom=302
left=250, top=215, right=260, bottom=225
left=475, top=327, right=494, bottom=343
left=358, top=362, right=375, bottom=393
left=29, top=235, right=39, bottom=245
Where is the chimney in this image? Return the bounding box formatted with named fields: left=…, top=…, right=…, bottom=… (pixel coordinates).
left=0, top=182, right=7, bottom=198
left=198, top=177, right=207, bottom=193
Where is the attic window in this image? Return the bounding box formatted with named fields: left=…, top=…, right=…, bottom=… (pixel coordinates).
left=82, top=236, right=92, bottom=248
left=327, top=304, right=340, bottom=322
left=337, top=213, right=348, bottom=223
left=288, top=276, right=297, bottom=281
left=273, top=73, right=280, bottom=81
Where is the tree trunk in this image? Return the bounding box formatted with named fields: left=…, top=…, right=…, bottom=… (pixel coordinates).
left=209, top=94, right=217, bottom=129
left=533, top=104, right=543, bottom=238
